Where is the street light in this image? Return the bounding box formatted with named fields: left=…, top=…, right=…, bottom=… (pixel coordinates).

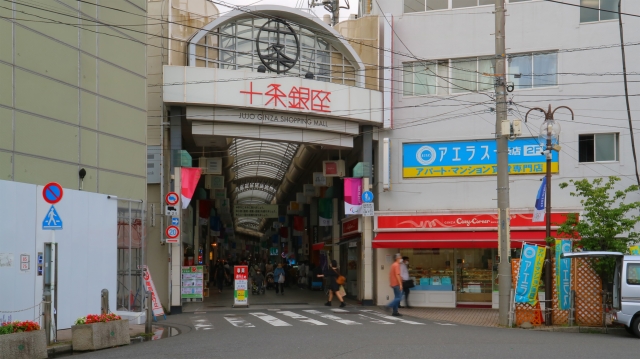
left=525, top=105, right=573, bottom=326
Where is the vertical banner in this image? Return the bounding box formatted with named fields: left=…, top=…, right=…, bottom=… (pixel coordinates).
left=515, top=243, right=546, bottom=305
left=210, top=216, right=220, bottom=236
left=180, top=167, right=202, bottom=209
left=233, top=265, right=249, bottom=307
left=293, top=216, right=304, bottom=236
left=139, top=266, right=165, bottom=318
left=532, top=177, right=547, bottom=222
left=344, top=178, right=363, bottom=215
left=318, top=198, right=333, bottom=226
left=555, top=240, right=572, bottom=310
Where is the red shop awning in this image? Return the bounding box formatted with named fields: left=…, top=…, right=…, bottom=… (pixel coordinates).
left=373, top=231, right=558, bottom=249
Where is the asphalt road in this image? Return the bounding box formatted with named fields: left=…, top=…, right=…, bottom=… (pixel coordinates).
left=70, top=305, right=640, bottom=359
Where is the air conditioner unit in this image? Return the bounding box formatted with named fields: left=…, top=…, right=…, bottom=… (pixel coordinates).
left=323, top=160, right=345, bottom=177
left=198, top=157, right=222, bottom=175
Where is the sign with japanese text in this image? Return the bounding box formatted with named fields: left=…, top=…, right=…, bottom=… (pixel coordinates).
left=342, top=216, right=360, bottom=235
left=234, top=204, right=278, bottom=218
left=163, top=66, right=383, bottom=124
left=181, top=266, right=204, bottom=299
left=375, top=213, right=572, bottom=232
left=234, top=265, right=249, bottom=307
left=402, top=138, right=558, bottom=178
left=140, top=265, right=165, bottom=317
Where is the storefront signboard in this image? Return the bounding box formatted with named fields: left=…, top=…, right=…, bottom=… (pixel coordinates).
left=234, top=204, right=278, bottom=218
left=376, top=213, right=571, bottom=232
left=181, top=266, right=204, bottom=299
left=402, top=137, right=558, bottom=178
left=233, top=265, right=249, bottom=307
left=342, top=217, right=360, bottom=236
left=139, top=265, right=165, bottom=317
left=555, top=240, right=572, bottom=310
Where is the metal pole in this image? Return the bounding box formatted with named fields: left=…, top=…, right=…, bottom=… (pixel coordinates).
left=145, top=290, right=153, bottom=334
left=332, top=0, right=340, bottom=26
left=545, top=128, right=553, bottom=326
left=495, top=0, right=512, bottom=327
left=618, top=0, right=640, bottom=187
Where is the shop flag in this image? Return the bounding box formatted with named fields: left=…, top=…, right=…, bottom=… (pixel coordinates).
left=515, top=243, right=546, bottom=305
left=532, top=177, right=547, bottom=222
left=318, top=198, right=333, bottom=226
left=180, top=167, right=202, bottom=209
left=631, top=245, right=640, bottom=255
left=344, top=178, right=363, bottom=215
left=555, top=240, right=572, bottom=310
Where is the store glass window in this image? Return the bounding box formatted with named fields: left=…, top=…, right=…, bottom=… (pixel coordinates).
left=456, top=248, right=496, bottom=303
left=400, top=249, right=455, bottom=290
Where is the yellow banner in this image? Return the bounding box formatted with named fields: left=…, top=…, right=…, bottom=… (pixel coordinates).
left=403, top=162, right=559, bottom=178
left=528, top=246, right=546, bottom=306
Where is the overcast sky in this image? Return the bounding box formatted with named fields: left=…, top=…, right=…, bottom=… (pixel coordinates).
left=214, top=0, right=359, bottom=21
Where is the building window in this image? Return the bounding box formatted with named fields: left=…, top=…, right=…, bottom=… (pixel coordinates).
left=402, top=61, right=448, bottom=96
left=580, top=0, right=619, bottom=23
left=507, top=52, right=557, bottom=89
left=578, top=133, right=619, bottom=163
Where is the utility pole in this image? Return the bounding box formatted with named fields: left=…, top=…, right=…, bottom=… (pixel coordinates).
left=495, top=0, right=511, bottom=327
left=310, top=0, right=341, bottom=26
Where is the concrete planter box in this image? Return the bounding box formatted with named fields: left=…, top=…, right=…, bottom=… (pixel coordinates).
left=71, top=319, right=129, bottom=351
left=0, top=330, right=48, bottom=359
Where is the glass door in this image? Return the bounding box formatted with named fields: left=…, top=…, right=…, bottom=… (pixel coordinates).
left=456, top=248, right=495, bottom=304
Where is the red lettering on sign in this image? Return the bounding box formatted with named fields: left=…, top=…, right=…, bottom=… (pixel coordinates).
left=240, top=82, right=262, bottom=104
left=311, top=90, right=331, bottom=112
left=265, top=84, right=287, bottom=107
left=288, top=86, right=310, bottom=110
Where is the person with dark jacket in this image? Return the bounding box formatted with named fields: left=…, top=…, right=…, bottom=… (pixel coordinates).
left=215, top=262, right=228, bottom=293
left=318, top=260, right=345, bottom=307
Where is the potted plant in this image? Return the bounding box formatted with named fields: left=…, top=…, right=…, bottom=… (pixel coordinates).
left=0, top=320, right=47, bottom=359
left=71, top=313, right=129, bottom=351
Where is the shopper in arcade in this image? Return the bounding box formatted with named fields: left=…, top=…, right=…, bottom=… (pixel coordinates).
left=273, top=263, right=286, bottom=295
left=318, top=260, right=346, bottom=307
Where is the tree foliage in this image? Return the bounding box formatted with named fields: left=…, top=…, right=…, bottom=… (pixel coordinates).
left=557, top=177, right=640, bottom=284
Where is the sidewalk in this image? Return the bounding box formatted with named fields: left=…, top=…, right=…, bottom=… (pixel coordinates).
left=399, top=307, right=500, bottom=327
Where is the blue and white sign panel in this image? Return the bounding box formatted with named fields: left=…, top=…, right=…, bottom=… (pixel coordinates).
left=361, top=191, right=374, bottom=203
left=42, top=205, right=63, bottom=230
left=171, top=217, right=180, bottom=226
left=403, top=137, right=559, bottom=178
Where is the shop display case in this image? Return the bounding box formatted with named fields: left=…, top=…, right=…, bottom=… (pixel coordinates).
left=408, top=267, right=454, bottom=291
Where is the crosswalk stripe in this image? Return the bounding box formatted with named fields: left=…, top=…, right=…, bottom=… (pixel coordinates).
left=224, top=315, right=255, bottom=328
left=250, top=312, right=292, bottom=326
left=358, top=314, right=395, bottom=325
left=277, top=311, right=328, bottom=326
left=303, top=310, right=362, bottom=325
left=191, top=316, right=214, bottom=330
left=360, top=310, right=425, bottom=325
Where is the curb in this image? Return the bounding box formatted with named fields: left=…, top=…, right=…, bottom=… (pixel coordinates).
left=532, top=326, right=627, bottom=334
left=47, top=342, right=72, bottom=356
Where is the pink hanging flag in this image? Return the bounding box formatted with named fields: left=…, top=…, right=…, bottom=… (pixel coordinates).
left=181, top=167, right=202, bottom=209
left=343, top=178, right=363, bottom=215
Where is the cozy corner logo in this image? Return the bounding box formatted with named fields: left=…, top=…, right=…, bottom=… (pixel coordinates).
left=415, top=145, right=437, bottom=166
left=256, top=19, right=300, bottom=74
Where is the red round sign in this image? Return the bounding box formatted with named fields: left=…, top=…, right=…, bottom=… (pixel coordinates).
left=166, top=225, right=180, bottom=239
left=165, top=192, right=179, bottom=205
left=43, top=182, right=64, bottom=204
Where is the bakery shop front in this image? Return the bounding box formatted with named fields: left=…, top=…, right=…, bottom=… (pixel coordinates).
left=373, top=211, right=569, bottom=308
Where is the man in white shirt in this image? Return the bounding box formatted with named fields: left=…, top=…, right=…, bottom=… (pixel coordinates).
left=399, top=256, right=412, bottom=309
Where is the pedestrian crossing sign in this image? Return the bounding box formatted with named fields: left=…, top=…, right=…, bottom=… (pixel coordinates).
left=42, top=205, right=63, bottom=230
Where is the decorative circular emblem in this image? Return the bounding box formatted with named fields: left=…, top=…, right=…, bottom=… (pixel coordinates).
left=256, top=19, right=300, bottom=74
left=415, top=146, right=437, bottom=166
left=523, top=246, right=536, bottom=259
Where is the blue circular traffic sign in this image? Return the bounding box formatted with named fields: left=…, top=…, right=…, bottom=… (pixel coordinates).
left=43, top=182, right=64, bottom=204
left=362, top=191, right=374, bottom=203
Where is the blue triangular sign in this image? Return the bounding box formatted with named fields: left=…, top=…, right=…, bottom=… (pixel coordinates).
left=43, top=205, right=63, bottom=230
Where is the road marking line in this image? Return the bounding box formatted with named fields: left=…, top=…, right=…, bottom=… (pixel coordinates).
left=191, top=316, right=214, bottom=330
left=277, top=311, right=328, bottom=326
left=435, top=322, right=457, bottom=326
left=224, top=315, right=255, bottom=328
left=358, top=314, right=395, bottom=325
left=360, top=310, right=425, bottom=325
left=303, top=310, right=362, bottom=325
left=250, top=312, right=292, bottom=326
left=331, top=309, right=349, bottom=313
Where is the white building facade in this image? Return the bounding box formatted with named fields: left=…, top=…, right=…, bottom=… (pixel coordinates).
left=370, top=0, right=640, bottom=308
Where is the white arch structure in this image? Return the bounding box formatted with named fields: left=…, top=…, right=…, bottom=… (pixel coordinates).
left=187, top=5, right=366, bottom=87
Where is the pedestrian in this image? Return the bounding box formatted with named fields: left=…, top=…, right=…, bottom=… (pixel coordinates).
left=319, top=260, right=346, bottom=307
left=400, top=256, right=413, bottom=309
left=386, top=253, right=403, bottom=316
left=215, top=261, right=227, bottom=293
left=266, top=262, right=273, bottom=275
left=274, top=263, right=285, bottom=295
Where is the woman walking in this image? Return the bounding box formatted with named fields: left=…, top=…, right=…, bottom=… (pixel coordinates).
left=273, top=263, right=285, bottom=295
left=319, top=260, right=345, bottom=307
